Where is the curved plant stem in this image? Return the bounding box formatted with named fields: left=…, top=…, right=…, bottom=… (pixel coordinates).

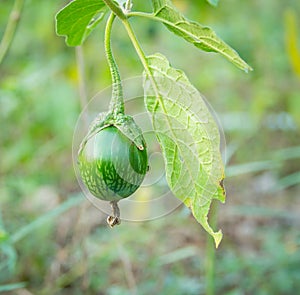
left=121, top=19, right=160, bottom=96
left=122, top=18, right=184, bottom=147
left=105, top=12, right=124, bottom=117
left=0, top=0, right=24, bottom=65
left=121, top=20, right=147, bottom=70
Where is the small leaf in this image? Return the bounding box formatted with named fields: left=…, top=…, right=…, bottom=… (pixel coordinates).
left=56, top=0, right=108, bottom=46
left=151, top=0, right=252, bottom=72
left=144, top=53, right=226, bottom=247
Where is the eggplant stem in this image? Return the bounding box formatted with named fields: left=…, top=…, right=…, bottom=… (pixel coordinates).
left=105, top=12, right=125, bottom=118
left=107, top=201, right=121, bottom=227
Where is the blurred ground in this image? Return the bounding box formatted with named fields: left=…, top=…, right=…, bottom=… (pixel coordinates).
left=0, top=0, right=300, bottom=294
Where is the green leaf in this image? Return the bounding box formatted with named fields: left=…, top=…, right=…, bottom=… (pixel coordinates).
left=206, top=0, right=219, bottom=6
left=151, top=0, right=252, bottom=72
left=55, top=0, right=108, bottom=46
left=144, top=53, right=225, bottom=247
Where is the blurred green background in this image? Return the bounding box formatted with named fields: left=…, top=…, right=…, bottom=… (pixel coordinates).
left=1, top=0, right=300, bottom=294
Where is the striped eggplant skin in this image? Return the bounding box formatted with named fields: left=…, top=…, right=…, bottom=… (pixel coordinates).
left=78, top=126, right=148, bottom=201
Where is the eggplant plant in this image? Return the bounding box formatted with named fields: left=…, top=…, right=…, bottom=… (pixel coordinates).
left=56, top=0, right=252, bottom=247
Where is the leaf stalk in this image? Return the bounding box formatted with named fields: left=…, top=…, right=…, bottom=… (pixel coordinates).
left=122, top=19, right=161, bottom=98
